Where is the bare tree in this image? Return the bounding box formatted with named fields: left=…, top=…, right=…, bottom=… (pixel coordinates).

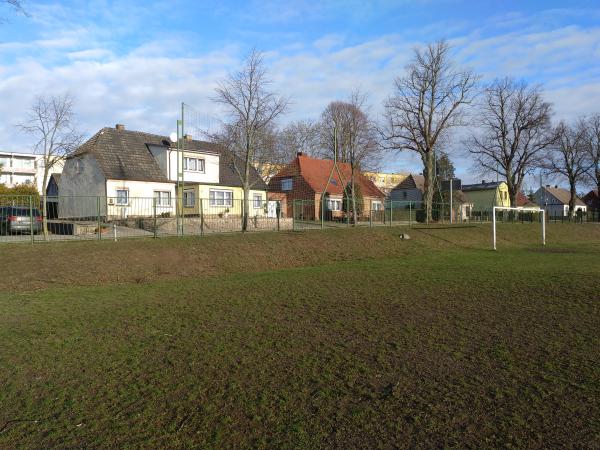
left=582, top=113, right=600, bottom=200
left=320, top=91, right=380, bottom=223
left=212, top=49, right=288, bottom=231
left=278, top=120, right=320, bottom=160
left=383, top=40, right=477, bottom=222
left=467, top=77, right=556, bottom=206
left=543, top=121, right=590, bottom=217
left=18, top=95, right=82, bottom=238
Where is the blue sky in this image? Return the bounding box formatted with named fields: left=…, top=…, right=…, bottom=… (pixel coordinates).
left=1, top=0, right=600, bottom=185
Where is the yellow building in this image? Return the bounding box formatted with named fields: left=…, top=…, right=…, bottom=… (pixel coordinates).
left=179, top=184, right=268, bottom=217
left=363, top=171, right=409, bottom=196
left=461, top=181, right=511, bottom=212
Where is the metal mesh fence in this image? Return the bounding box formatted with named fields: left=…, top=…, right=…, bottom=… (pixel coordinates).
left=0, top=195, right=291, bottom=244
left=1, top=194, right=597, bottom=244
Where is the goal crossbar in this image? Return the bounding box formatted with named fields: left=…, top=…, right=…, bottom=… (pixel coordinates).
left=492, top=206, right=545, bottom=251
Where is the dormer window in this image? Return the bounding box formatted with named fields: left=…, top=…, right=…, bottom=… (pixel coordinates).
left=281, top=178, right=293, bottom=191
left=183, top=157, right=205, bottom=173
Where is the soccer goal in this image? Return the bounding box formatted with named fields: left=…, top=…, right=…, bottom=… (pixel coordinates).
left=492, top=206, right=545, bottom=251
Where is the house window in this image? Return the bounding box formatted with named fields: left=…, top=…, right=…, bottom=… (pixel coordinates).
left=372, top=201, right=383, bottom=211
left=183, top=157, right=205, bottom=173
left=183, top=190, right=195, bottom=207
left=327, top=199, right=342, bottom=211
left=403, top=191, right=408, bottom=199
left=209, top=189, right=233, bottom=207
left=116, top=189, right=129, bottom=205
left=154, top=191, right=171, bottom=207
left=281, top=178, right=293, bottom=191
left=253, top=193, right=262, bottom=209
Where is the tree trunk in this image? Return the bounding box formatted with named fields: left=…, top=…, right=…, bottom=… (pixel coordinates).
left=242, top=182, right=249, bottom=232
left=569, top=179, right=577, bottom=218
left=424, top=151, right=435, bottom=223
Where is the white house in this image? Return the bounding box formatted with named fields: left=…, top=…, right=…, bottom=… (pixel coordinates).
left=534, top=185, right=587, bottom=217
left=58, top=124, right=268, bottom=219
left=0, top=151, right=64, bottom=193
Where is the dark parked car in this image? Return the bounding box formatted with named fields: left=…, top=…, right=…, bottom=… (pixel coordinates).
left=0, top=206, right=42, bottom=235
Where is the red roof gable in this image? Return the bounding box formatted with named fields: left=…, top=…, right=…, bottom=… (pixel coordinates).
left=274, top=154, right=384, bottom=198
left=516, top=191, right=534, bottom=207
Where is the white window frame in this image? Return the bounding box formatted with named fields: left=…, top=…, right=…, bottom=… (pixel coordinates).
left=253, top=193, right=262, bottom=209
left=327, top=199, right=342, bottom=211
left=209, top=189, right=233, bottom=207
left=281, top=178, right=293, bottom=191
left=372, top=201, right=383, bottom=211
left=154, top=190, right=171, bottom=207
left=183, top=157, right=205, bottom=173
left=116, top=189, right=129, bottom=205
left=183, top=190, right=195, bottom=208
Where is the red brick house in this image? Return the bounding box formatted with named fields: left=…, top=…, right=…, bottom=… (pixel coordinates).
left=268, top=153, right=385, bottom=220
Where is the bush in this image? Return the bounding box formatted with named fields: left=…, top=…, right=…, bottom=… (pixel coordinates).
left=0, top=183, right=40, bottom=200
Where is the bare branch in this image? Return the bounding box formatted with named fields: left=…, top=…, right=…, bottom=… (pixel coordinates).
left=466, top=77, right=556, bottom=206
left=382, top=39, right=478, bottom=221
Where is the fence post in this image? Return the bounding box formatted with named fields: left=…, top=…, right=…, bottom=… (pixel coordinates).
left=97, top=196, right=102, bottom=241
left=153, top=197, right=158, bottom=239
left=113, top=223, right=117, bottom=241
left=409, top=202, right=412, bottom=228
left=369, top=208, right=372, bottom=227
left=276, top=200, right=280, bottom=231
left=200, top=197, right=204, bottom=236
left=321, top=197, right=324, bottom=229
left=389, top=201, right=393, bottom=227
left=181, top=195, right=185, bottom=236
left=29, top=195, right=34, bottom=244
left=292, top=200, right=296, bottom=231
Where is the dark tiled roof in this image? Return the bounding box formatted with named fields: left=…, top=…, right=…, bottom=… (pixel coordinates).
left=391, top=174, right=425, bottom=193
left=69, top=127, right=266, bottom=189
left=462, top=181, right=503, bottom=192
left=70, top=128, right=172, bottom=182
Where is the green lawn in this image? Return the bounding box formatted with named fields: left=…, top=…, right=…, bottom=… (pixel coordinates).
left=1, top=224, right=599, bottom=448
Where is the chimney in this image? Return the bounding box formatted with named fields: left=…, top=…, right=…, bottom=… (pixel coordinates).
left=481, top=180, right=485, bottom=184
left=297, top=151, right=304, bottom=157
left=546, top=184, right=550, bottom=188
left=555, top=185, right=558, bottom=189
left=115, top=124, right=125, bottom=131
left=184, top=134, right=192, bottom=141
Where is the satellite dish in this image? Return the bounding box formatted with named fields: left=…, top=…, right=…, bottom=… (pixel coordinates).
left=169, top=132, right=177, bottom=143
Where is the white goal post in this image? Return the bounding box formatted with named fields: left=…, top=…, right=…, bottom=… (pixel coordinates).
left=492, top=206, right=545, bottom=251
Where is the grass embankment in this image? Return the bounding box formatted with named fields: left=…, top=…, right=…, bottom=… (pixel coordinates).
left=1, top=224, right=599, bottom=448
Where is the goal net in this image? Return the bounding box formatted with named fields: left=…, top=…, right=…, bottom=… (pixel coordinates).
left=492, top=206, right=546, bottom=250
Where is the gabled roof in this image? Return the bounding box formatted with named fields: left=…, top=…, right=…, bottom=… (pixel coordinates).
left=516, top=191, right=536, bottom=207
left=271, top=154, right=384, bottom=198
left=539, top=186, right=585, bottom=206
left=462, top=181, right=504, bottom=192
left=69, top=127, right=267, bottom=189
left=71, top=127, right=172, bottom=182
left=583, top=189, right=599, bottom=200
left=391, top=174, right=425, bottom=193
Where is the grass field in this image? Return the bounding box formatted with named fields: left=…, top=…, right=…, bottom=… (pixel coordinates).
left=1, top=224, right=599, bottom=448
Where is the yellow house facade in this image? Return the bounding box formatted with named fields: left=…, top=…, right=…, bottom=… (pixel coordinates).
left=462, top=181, right=511, bottom=212
left=179, top=184, right=268, bottom=217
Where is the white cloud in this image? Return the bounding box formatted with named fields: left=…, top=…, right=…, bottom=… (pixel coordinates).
left=1, top=4, right=599, bottom=183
